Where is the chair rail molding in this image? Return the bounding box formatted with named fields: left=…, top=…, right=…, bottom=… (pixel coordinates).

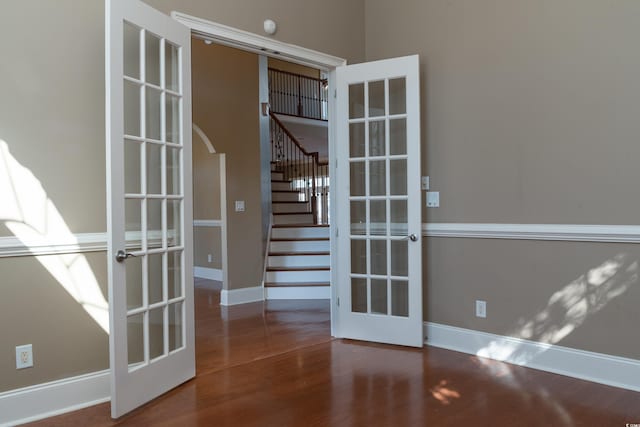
left=422, top=223, right=640, bottom=243
left=193, top=219, right=223, bottom=227
left=0, top=232, right=107, bottom=258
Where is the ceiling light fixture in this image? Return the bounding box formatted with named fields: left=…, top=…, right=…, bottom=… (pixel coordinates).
left=263, top=19, right=277, bottom=35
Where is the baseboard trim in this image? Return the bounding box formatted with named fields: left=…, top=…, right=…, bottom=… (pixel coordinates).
left=425, top=322, right=640, bottom=393
left=265, top=286, right=331, bottom=300
left=0, top=370, right=110, bottom=426
left=193, top=266, right=223, bottom=281
left=220, top=286, right=264, bottom=306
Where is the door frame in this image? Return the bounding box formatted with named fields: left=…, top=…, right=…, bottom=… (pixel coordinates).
left=171, top=12, right=346, bottom=336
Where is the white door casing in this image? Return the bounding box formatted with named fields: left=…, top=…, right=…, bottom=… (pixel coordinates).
left=336, top=55, right=423, bottom=347
left=106, top=0, right=194, bottom=418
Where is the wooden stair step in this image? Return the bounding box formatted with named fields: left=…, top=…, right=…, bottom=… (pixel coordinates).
left=264, top=282, right=330, bottom=288
left=271, top=237, right=329, bottom=242
left=273, top=212, right=313, bottom=215
left=269, top=251, right=330, bottom=256
left=273, top=201, right=309, bottom=204
left=272, top=224, right=329, bottom=228
left=266, top=266, right=330, bottom=272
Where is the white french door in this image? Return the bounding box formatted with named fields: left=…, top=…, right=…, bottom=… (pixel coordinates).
left=335, top=55, right=423, bottom=347
left=106, top=0, right=194, bottom=418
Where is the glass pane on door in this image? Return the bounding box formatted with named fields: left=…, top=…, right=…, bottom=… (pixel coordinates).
left=348, top=74, right=411, bottom=319
left=121, top=23, right=185, bottom=372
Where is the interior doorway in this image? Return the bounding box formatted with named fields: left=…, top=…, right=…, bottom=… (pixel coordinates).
left=189, top=38, right=333, bottom=381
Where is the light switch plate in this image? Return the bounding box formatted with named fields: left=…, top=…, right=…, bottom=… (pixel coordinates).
left=421, top=176, right=430, bottom=190
left=426, top=191, right=439, bottom=207
left=235, top=200, right=245, bottom=212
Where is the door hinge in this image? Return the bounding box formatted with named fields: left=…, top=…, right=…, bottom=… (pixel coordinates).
left=336, top=227, right=339, bottom=237
left=337, top=297, right=340, bottom=307
left=334, top=89, right=337, bottom=98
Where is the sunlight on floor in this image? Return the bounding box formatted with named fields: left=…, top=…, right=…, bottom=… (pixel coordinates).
left=0, top=140, right=109, bottom=333
left=429, top=380, right=461, bottom=405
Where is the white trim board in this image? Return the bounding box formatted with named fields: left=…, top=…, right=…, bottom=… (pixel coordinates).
left=2, top=223, right=638, bottom=258
left=220, top=286, right=264, bottom=306
left=0, top=232, right=107, bottom=258
left=423, top=223, right=640, bottom=243
left=265, top=286, right=331, bottom=300
left=193, top=267, right=222, bottom=281
left=170, top=12, right=346, bottom=70
left=193, top=219, right=222, bottom=227
left=192, top=123, right=216, bottom=153
left=425, top=322, right=640, bottom=393
left=0, top=370, right=109, bottom=427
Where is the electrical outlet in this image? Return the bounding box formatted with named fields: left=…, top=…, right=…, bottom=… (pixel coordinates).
left=207, top=254, right=213, bottom=263
left=426, top=191, right=439, bottom=207
left=16, top=344, right=33, bottom=369
left=476, top=300, right=487, bottom=318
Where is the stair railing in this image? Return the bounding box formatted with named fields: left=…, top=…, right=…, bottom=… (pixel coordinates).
left=270, top=111, right=329, bottom=224
left=268, top=68, right=328, bottom=121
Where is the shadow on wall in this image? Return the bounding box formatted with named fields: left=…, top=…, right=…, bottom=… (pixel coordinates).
left=0, top=140, right=109, bottom=333
left=478, top=253, right=638, bottom=364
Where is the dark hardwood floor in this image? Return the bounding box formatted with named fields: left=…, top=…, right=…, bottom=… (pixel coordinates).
left=29, top=279, right=640, bottom=426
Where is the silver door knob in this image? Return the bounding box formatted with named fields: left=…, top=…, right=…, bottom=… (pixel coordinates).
left=115, top=250, right=135, bottom=262
left=407, top=234, right=418, bottom=242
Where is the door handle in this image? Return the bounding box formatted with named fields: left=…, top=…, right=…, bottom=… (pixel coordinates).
left=406, top=234, right=418, bottom=242
left=115, top=249, right=136, bottom=263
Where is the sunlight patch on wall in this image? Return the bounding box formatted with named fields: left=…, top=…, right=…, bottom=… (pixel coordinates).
left=0, top=140, right=109, bottom=333
left=477, top=254, right=637, bottom=365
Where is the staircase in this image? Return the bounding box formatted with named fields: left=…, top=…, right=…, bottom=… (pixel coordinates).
left=265, top=166, right=330, bottom=299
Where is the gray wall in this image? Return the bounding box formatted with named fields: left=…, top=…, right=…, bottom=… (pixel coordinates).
left=0, top=254, right=109, bottom=392
left=366, top=0, right=640, bottom=358
left=365, top=0, right=640, bottom=224
left=143, top=0, right=365, bottom=64
left=191, top=41, right=262, bottom=290
left=0, top=1, right=108, bottom=393
left=193, top=136, right=223, bottom=271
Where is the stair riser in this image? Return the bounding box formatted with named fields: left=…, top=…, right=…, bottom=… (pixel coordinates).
left=272, top=203, right=310, bottom=213
left=271, top=227, right=330, bottom=239
left=268, top=254, right=330, bottom=268
left=271, top=171, right=284, bottom=180
left=265, top=286, right=330, bottom=300
left=271, top=181, right=293, bottom=191
left=273, top=214, right=314, bottom=225
left=270, top=240, right=330, bottom=252
left=266, top=270, right=331, bottom=283
left=272, top=192, right=303, bottom=202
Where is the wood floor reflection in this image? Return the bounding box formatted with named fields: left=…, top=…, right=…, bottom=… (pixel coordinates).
left=30, top=279, right=640, bottom=426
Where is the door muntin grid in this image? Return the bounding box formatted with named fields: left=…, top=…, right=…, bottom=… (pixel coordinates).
left=123, top=21, right=185, bottom=370
left=348, top=77, right=410, bottom=318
